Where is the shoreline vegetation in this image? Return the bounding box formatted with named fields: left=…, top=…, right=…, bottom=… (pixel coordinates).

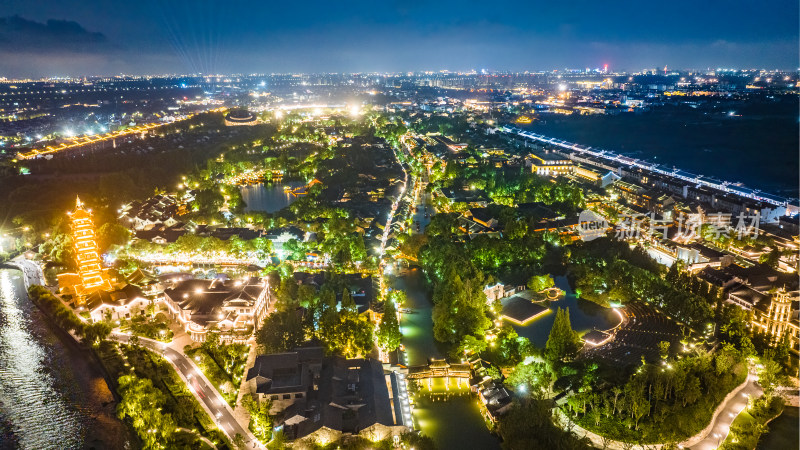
left=566, top=355, right=748, bottom=444
left=26, top=284, right=230, bottom=449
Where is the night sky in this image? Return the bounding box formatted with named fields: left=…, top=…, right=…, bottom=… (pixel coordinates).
left=1, top=0, right=797, bottom=77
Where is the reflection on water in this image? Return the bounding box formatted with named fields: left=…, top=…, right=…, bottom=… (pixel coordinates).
left=395, top=272, right=501, bottom=450
left=509, top=276, right=617, bottom=347
left=239, top=181, right=305, bottom=213
left=0, top=269, right=131, bottom=449
left=412, top=391, right=501, bottom=450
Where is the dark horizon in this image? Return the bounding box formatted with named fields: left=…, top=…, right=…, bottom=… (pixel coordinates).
left=1, top=0, right=798, bottom=78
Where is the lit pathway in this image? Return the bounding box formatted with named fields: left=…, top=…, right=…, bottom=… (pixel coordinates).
left=8, top=254, right=45, bottom=289
left=556, top=369, right=761, bottom=450
left=111, top=332, right=264, bottom=449
left=176, top=427, right=218, bottom=449
left=685, top=370, right=762, bottom=450
left=232, top=338, right=259, bottom=434
left=377, top=137, right=410, bottom=293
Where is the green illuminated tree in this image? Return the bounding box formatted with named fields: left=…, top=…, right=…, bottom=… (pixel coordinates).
left=242, top=396, right=272, bottom=442
left=506, top=362, right=553, bottom=400
left=377, top=300, right=402, bottom=351
left=116, top=374, right=175, bottom=449
left=544, top=307, right=581, bottom=363
left=432, top=273, right=491, bottom=344
left=326, top=310, right=374, bottom=358
left=97, top=222, right=131, bottom=252
left=455, top=334, right=488, bottom=358
left=256, top=310, right=304, bottom=354
left=82, top=321, right=112, bottom=346
left=527, top=274, right=555, bottom=292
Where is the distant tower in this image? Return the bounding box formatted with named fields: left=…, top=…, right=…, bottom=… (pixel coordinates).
left=68, top=196, right=112, bottom=303
left=664, top=65, right=668, bottom=75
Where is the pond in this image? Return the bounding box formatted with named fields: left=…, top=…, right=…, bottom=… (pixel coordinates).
left=757, top=406, right=799, bottom=450
left=239, top=181, right=305, bottom=213
left=507, top=276, right=620, bottom=347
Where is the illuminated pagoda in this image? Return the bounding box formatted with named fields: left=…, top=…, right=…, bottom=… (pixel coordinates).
left=60, top=196, right=113, bottom=304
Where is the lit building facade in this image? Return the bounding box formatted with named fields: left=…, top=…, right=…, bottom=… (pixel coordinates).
left=528, top=151, right=573, bottom=176
left=65, top=197, right=112, bottom=304
left=755, top=288, right=799, bottom=349
left=727, top=286, right=799, bottom=351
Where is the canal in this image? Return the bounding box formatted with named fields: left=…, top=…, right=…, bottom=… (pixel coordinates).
left=0, top=269, right=133, bottom=449
left=393, top=270, right=502, bottom=450
left=239, top=180, right=305, bottom=213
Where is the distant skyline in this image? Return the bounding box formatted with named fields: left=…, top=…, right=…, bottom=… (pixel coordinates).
left=0, top=0, right=798, bottom=78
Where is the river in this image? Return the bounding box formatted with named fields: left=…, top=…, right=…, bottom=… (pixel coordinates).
left=0, top=269, right=133, bottom=450
left=239, top=181, right=305, bottom=213
left=393, top=270, right=502, bottom=450
left=519, top=105, right=799, bottom=196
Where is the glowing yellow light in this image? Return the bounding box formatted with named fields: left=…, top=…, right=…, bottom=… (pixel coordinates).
left=68, top=196, right=112, bottom=304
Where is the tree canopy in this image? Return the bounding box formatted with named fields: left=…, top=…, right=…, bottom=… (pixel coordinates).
left=545, top=307, right=582, bottom=363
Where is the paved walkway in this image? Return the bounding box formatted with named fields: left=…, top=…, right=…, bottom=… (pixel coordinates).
left=8, top=254, right=45, bottom=289
left=176, top=427, right=218, bottom=449
left=232, top=338, right=259, bottom=436
left=686, top=371, right=762, bottom=450
left=557, top=370, right=762, bottom=450
left=112, top=332, right=265, bottom=449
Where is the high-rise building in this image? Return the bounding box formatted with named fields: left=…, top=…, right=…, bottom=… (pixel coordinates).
left=67, top=196, right=112, bottom=303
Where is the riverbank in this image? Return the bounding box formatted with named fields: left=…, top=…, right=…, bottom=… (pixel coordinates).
left=558, top=369, right=761, bottom=450
left=4, top=253, right=45, bottom=290
left=518, top=105, right=799, bottom=195
left=0, top=268, right=133, bottom=449
left=26, top=285, right=122, bottom=404
left=719, top=395, right=785, bottom=450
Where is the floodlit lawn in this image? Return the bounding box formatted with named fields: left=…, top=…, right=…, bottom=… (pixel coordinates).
left=719, top=410, right=755, bottom=447
left=121, top=315, right=174, bottom=342
left=186, top=344, right=249, bottom=407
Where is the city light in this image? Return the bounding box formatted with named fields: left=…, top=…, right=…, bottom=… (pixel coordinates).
left=0, top=8, right=794, bottom=450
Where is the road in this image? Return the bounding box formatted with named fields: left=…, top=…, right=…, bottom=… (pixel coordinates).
left=112, top=332, right=264, bottom=449
left=409, top=190, right=432, bottom=234
left=687, top=371, right=763, bottom=450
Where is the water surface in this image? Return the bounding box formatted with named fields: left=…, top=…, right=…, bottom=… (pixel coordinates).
left=0, top=269, right=132, bottom=450
left=757, top=406, right=799, bottom=450
left=394, top=271, right=502, bottom=450
left=239, top=181, right=305, bottom=213
left=507, top=276, right=618, bottom=347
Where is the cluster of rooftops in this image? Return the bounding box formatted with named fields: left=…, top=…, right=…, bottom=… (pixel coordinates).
left=246, top=347, right=407, bottom=443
